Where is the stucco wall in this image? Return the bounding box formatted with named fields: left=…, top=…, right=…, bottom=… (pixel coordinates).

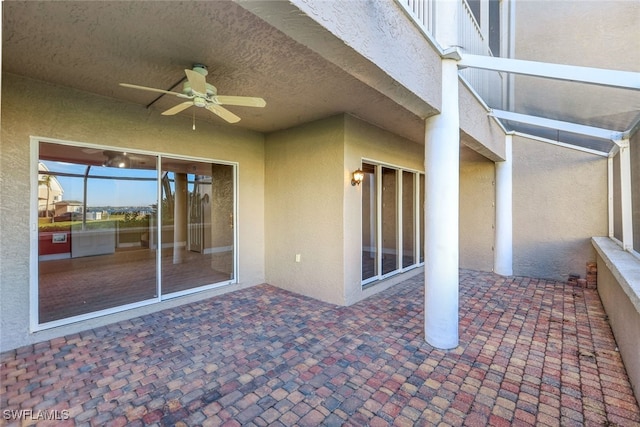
left=0, top=73, right=266, bottom=352
left=250, top=0, right=442, bottom=121
left=631, top=130, right=640, bottom=251
left=344, top=115, right=424, bottom=306
left=264, top=116, right=346, bottom=305
left=459, top=82, right=506, bottom=162
left=593, top=239, right=640, bottom=403
left=459, top=147, right=496, bottom=272
left=512, top=135, right=608, bottom=280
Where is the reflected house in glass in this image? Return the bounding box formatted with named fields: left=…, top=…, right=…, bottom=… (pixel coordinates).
left=37, top=162, right=64, bottom=217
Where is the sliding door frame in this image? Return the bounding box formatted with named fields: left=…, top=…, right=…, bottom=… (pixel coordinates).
left=30, top=136, right=238, bottom=331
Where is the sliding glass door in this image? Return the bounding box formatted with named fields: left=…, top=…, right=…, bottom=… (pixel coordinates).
left=381, top=167, right=399, bottom=275
left=362, top=163, right=378, bottom=281
left=160, top=159, right=235, bottom=296
left=361, top=162, right=424, bottom=285
left=36, top=141, right=236, bottom=326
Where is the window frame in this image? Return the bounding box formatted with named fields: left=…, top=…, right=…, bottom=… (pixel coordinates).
left=30, top=136, right=239, bottom=331
left=361, top=159, right=424, bottom=287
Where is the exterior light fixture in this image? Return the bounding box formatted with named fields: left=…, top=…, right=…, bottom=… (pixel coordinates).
left=351, top=169, right=364, bottom=186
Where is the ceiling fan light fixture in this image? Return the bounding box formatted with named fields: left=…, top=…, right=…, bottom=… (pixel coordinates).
left=120, top=64, right=266, bottom=124
left=103, top=151, right=130, bottom=168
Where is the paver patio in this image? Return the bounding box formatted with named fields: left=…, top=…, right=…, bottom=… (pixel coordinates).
left=1, top=270, right=639, bottom=426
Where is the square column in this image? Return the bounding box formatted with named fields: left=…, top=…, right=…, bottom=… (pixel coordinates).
left=424, top=58, right=460, bottom=349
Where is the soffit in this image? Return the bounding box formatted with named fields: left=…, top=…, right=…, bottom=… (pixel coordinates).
left=2, top=0, right=426, bottom=143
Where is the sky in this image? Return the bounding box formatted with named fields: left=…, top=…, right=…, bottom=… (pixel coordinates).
left=42, top=160, right=158, bottom=207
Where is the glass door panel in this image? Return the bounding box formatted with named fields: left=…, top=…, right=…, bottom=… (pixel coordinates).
left=402, top=171, right=415, bottom=268
left=38, top=142, right=157, bottom=323
left=161, top=158, right=234, bottom=295
left=420, top=174, right=425, bottom=263
left=361, top=163, right=377, bottom=281
left=381, top=167, right=398, bottom=275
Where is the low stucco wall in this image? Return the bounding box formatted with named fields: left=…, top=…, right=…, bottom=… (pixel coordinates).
left=0, top=73, right=266, bottom=352
left=593, top=237, right=640, bottom=403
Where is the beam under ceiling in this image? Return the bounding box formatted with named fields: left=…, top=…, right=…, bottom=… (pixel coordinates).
left=459, top=54, right=640, bottom=90
left=490, top=109, right=626, bottom=141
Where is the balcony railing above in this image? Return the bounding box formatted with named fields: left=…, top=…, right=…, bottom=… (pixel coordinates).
left=397, top=0, right=504, bottom=109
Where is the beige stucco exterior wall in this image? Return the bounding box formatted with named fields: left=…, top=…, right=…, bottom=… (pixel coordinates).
left=631, top=130, right=640, bottom=251
left=515, top=0, right=638, bottom=70
left=265, top=114, right=427, bottom=307
left=459, top=147, right=496, bottom=272
left=0, top=73, right=266, bottom=351
left=343, top=115, right=424, bottom=306
left=593, top=241, right=640, bottom=403
left=459, top=82, right=506, bottom=162
left=244, top=0, right=442, bottom=121
left=512, top=135, right=608, bottom=280
left=264, top=115, right=346, bottom=306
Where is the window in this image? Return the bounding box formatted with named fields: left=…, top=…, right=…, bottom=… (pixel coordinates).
left=361, top=162, right=424, bottom=285
left=35, top=141, right=236, bottom=327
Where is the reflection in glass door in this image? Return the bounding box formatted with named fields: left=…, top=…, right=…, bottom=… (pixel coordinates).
left=161, top=159, right=234, bottom=296
left=36, top=141, right=236, bottom=326
left=381, top=167, right=398, bottom=275
left=37, top=142, right=158, bottom=323
left=420, top=174, right=425, bottom=264
left=402, top=171, right=415, bottom=268
left=361, top=163, right=377, bottom=281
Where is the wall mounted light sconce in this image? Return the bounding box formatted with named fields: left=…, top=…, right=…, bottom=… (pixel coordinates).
left=351, top=169, right=364, bottom=186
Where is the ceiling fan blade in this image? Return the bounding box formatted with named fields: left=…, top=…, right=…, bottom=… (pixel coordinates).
left=215, top=96, right=266, bottom=108
left=119, top=83, right=181, bottom=96
left=185, top=69, right=207, bottom=94
left=162, top=101, right=193, bottom=116
left=206, top=104, right=241, bottom=123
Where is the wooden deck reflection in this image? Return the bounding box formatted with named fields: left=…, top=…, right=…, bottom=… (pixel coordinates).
left=38, top=247, right=231, bottom=323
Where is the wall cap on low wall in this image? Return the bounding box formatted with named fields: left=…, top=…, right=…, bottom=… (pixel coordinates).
left=592, top=236, right=640, bottom=314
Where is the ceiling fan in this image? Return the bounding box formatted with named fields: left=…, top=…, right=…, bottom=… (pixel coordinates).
left=120, top=64, right=266, bottom=123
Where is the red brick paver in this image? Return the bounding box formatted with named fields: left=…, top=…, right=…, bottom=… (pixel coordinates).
left=2, top=270, right=639, bottom=426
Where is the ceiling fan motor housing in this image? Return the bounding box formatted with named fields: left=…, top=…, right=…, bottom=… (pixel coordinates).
left=192, top=64, right=208, bottom=76
left=182, top=82, right=217, bottom=97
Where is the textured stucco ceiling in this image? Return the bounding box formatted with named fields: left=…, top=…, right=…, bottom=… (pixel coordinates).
left=2, top=0, right=426, bottom=142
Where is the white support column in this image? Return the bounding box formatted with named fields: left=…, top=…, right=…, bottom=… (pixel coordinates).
left=494, top=135, right=513, bottom=276
left=620, top=140, right=633, bottom=251
left=424, top=57, right=460, bottom=350
left=608, top=156, right=614, bottom=238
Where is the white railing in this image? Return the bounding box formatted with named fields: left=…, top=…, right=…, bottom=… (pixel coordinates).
left=396, top=0, right=504, bottom=109
left=457, top=0, right=503, bottom=106
left=399, top=0, right=434, bottom=35
left=458, top=0, right=485, bottom=55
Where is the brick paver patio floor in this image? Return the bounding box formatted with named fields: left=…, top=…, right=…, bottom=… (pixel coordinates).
left=2, top=270, right=639, bottom=426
